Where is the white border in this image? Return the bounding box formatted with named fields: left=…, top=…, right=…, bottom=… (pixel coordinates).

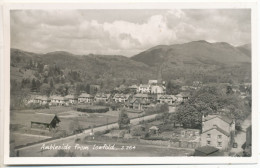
left=2, top=1, right=259, bottom=165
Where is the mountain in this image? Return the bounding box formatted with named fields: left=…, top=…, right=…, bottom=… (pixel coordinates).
left=131, top=40, right=250, bottom=67
left=236, top=43, right=251, bottom=57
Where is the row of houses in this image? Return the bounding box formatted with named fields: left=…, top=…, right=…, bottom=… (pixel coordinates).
left=27, top=91, right=190, bottom=108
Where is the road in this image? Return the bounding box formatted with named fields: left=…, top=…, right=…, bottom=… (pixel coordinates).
left=230, top=114, right=251, bottom=154
left=15, top=113, right=158, bottom=156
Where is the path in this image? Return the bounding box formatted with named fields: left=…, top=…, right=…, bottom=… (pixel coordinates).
left=230, top=114, right=251, bottom=154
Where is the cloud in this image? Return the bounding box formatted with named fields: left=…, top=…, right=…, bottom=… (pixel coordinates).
left=11, top=9, right=251, bottom=56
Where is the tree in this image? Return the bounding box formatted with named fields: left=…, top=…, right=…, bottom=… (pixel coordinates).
left=31, top=78, right=37, bottom=92
left=118, top=110, right=130, bottom=130
left=40, top=83, right=51, bottom=96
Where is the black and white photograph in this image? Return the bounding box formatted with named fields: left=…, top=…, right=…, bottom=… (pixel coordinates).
left=2, top=1, right=258, bottom=165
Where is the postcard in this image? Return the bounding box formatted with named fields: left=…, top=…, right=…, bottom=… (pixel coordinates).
left=1, top=0, right=258, bottom=165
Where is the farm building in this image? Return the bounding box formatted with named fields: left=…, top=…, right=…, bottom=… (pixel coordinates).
left=31, top=114, right=60, bottom=130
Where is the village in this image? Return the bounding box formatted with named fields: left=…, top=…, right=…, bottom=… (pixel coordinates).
left=10, top=78, right=252, bottom=157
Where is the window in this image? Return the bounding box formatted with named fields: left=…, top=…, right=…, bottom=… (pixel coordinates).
left=207, top=141, right=211, bottom=145
left=218, top=142, right=222, bottom=147
left=218, top=135, right=222, bottom=139
left=207, top=134, right=211, bottom=138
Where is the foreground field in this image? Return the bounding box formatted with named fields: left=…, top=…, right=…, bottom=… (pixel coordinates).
left=10, top=106, right=142, bottom=147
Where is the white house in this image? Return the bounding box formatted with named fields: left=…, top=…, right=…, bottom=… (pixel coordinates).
left=78, top=93, right=94, bottom=103
left=151, top=85, right=165, bottom=94
left=50, top=95, right=68, bottom=106
left=65, top=94, right=78, bottom=104
left=138, top=84, right=151, bottom=93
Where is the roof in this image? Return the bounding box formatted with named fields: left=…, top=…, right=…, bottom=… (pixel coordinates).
left=203, top=115, right=233, bottom=124
left=31, top=114, right=60, bottom=124
left=65, top=94, right=77, bottom=99
left=35, top=95, right=49, bottom=101
left=134, top=93, right=149, bottom=98
left=202, top=125, right=230, bottom=137
left=195, top=146, right=219, bottom=155
left=50, top=95, right=68, bottom=101
left=139, top=84, right=150, bottom=88
left=95, top=93, right=111, bottom=98
left=129, top=85, right=138, bottom=89
left=78, top=93, right=93, bottom=98
left=149, top=126, right=159, bottom=130
left=113, top=94, right=130, bottom=99
left=157, top=95, right=176, bottom=100
left=130, top=98, right=150, bottom=105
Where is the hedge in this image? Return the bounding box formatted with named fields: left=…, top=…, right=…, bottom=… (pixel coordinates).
left=77, top=106, right=109, bottom=113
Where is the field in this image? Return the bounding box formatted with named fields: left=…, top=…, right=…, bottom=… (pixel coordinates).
left=10, top=106, right=142, bottom=147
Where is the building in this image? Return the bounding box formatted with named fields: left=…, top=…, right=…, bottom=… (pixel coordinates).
left=32, top=95, right=50, bottom=105
left=31, top=114, right=60, bottom=130
left=128, top=85, right=138, bottom=93
left=176, top=92, right=190, bottom=103
left=65, top=94, right=78, bottom=104
left=94, top=93, right=111, bottom=102
left=134, top=93, right=151, bottom=101
left=50, top=95, right=68, bottom=106
left=151, top=85, right=165, bottom=94
left=201, top=115, right=235, bottom=150
left=78, top=93, right=94, bottom=103
left=194, top=146, right=222, bottom=156
left=157, top=95, right=176, bottom=104
left=149, top=126, right=159, bottom=134
left=113, top=94, right=131, bottom=103
left=138, top=84, right=151, bottom=93
left=128, top=98, right=150, bottom=110
left=148, top=80, right=158, bottom=85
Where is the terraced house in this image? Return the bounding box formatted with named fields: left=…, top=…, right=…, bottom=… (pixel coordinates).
left=94, top=93, right=111, bottom=102
left=157, top=95, right=177, bottom=104
left=113, top=94, right=131, bottom=103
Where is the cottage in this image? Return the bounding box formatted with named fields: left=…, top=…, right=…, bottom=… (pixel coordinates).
left=128, top=98, right=150, bottom=110
left=50, top=95, right=68, bottom=106
left=157, top=95, right=176, bottom=104
left=138, top=84, right=151, bottom=93
left=113, top=94, right=130, bottom=103
left=33, top=95, right=50, bottom=105
left=95, top=93, right=111, bottom=102
left=65, top=94, right=78, bottom=104
left=201, top=115, right=235, bottom=150
left=78, top=93, right=94, bottom=103
left=31, top=114, right=60, bottom=130
left=134, top=93, right=151, bottom=101
left=176, top=92, right=190, bottom=102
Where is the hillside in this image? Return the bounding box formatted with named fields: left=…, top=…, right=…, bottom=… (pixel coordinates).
left=131, top=40, right=250, bottom=67
left=236, top=43, right=251, bottom=57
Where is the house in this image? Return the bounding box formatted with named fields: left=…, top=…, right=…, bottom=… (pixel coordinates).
left=78, top=93, right=94, bottom=103
left=176, top=92, right=190, bottom=102
left=201, top=115, right=235, bottom=150
left=113, top=94, right=131, bottom=103
left=31, top=95, right=50, bottom=105
left=157, top=95, right=176, bottom=104
left=151, top=85, right=165, bottom=94
left=65, top=94, right=78, bottom=104
left=134, top=93, right=151, bottom=101
left=194, top=146, right=222, bottom=156
left=50, top=95, right=68, bottom=106
left=31, top=114, right=60, bottom=131
left=149, top=126, right=159, bottom=134
left=148, top=80, right=158, bottom=85
left=95, top=93, right=111, bottom=102
left=138, top=84, right=151, bottom=93
left=128, top=98, right=150, bottom=110
left=128, top=85, right=138, bottom=93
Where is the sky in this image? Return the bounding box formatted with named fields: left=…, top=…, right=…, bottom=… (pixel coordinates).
left=11, top=9, right=251, bottom=57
